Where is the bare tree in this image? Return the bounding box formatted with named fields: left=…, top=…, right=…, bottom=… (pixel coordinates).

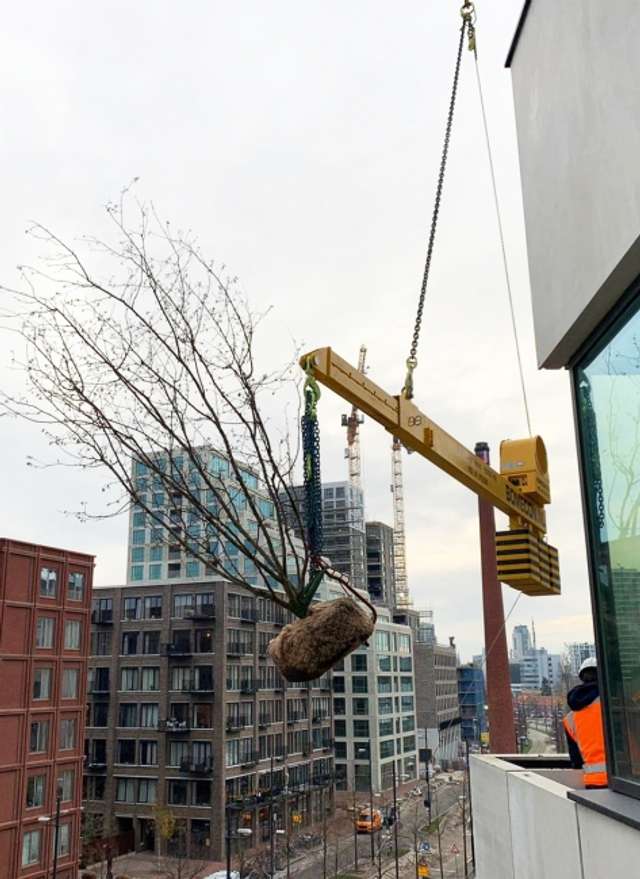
left=1, top=191, right=334, bottom=618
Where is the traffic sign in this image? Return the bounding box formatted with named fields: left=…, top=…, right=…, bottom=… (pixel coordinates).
left=450, top=843, right=460, bottom=855
left=418, top=866, right=430, bottom=877
left=418, top=841, right=432, bottom=854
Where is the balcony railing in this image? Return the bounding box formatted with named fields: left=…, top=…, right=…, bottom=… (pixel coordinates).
left=226, top=719, right=243, bottom=734
left=159, top=719, right=191, bottom=733
left=241, top=751, right=260, bottom=768
left=258, top=715, right=271, bottom=728
left=240, top=683, right=257, bottom=696
left=91, top=610, right=113, bottom=626
left=86, top=760, right=107, bottom=772
left=184, top=604, right=215, bottom=621
left=181, top=678, right=214, bottom=695
left=312, top=713, right=328, bottom=724
left=240, top=609, right=258, bottom=624
left=89, top=686, right=111, bottom=697
left=180, top=758, right=213, bottom=775
left=164, top=643, right=192, bottom=658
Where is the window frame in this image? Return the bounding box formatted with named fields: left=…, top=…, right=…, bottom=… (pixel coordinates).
left=572, top=283, right=640, bottom=801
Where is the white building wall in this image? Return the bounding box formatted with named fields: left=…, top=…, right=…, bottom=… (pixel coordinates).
left=470, top=755, right=640, bottom=879
left=509, top=0, right=640, bottom=367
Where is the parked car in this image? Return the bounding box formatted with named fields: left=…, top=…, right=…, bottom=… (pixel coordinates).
left=356, top=808, right=382, bottom=833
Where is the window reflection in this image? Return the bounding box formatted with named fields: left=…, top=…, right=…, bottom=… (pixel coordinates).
left=576, top=297, right=640, bottom=790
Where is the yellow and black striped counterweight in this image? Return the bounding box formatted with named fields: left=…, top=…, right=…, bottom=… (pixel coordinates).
left=495, top=529, right=560, bottom=596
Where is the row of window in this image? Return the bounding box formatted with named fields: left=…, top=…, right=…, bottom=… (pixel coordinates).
left=33, top=667, right=81, bottom=701
left=22, top=824, right=72, bottom=868
left=332, top=674, right=414, bottom=694
left=334, top=653, right=413, bottom=673
left=332, top=714, right=415, bottom=740
left=29, top=718, right=77, bottom=753
left=374, top=631, right=412, bottom=653
left=90, top=593, right=292, bottom=626
left=35, top=617, right=82, bottom=650
left=25, top=768, right=74, bottom=809
left=332, top=696, right=415, bottom=716
left=39, top=568, right=86, bottom=602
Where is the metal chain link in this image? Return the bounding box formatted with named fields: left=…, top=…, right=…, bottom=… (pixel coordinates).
left=402, top=11, right=471, bottom=399
left=301, top=375, right=323, bottom=568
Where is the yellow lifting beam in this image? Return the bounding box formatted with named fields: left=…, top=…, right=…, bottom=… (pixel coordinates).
left=301, top=347, right=560, bottom=596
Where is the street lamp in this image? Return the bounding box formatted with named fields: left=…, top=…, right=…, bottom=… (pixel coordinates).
left=37, top=786, right=69, bottom=879
left=356, top=745, right=375, bottom=862
left=225, top=801, right=253, bottom=879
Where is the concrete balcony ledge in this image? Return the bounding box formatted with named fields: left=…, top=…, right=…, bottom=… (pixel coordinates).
left=470, top=753, right=640, bottom=879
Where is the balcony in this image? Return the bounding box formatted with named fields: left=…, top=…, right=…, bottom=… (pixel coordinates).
left=180, top=758, right=213, bottom=775
left=241, top=751, right=260, bottom=768
left=258, top=715, right=270, bottom=729
left=159, top=719, right=191, bottom=734
left=184, top=604, right=215, bottom=622
left=91, top=610, right=113, bottom=626
left=89, top=687, right=111, bottom=698
left=164, top=643, right=192, bottom=659
left=470, top=753, right=638, bottom=879
left=86, top=760, right=107, bottom=772
left=226, top=719, right=243, bottom=734
left=240, top=683, right=257, bottom=696
left=287, top=713, right=306, bottom=725
left=312, top=714, right=328, bottom=724
left=240, top=609, right=258, bottom=624
left=226, top=642, right=244, bottom=657
left=181, top=678, right=214, bottom=695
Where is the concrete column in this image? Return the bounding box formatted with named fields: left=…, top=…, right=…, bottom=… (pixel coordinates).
left=474, top=442, right=516, bottom=754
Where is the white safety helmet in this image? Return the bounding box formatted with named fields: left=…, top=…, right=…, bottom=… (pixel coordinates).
left=579, top=656, right=597, bottom=679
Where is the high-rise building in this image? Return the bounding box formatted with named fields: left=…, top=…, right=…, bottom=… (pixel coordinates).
left=565, top=642, right=596, bottom=677
left=365, top=521, right=395, bottom=607
left=414, top=628, right=461, bottom=768
left=457, top=664, right=486, bottom=744
left=519, top=648, right=563, bottom=693
left=84, top=582, right=334, bottom=861
left=511, top=625, right=531, bottom=660
left=283, top=481, right=366, bottom=591
left=0, top=539, right=93, bottom=879
left=331, top=601, right=417, bottom=792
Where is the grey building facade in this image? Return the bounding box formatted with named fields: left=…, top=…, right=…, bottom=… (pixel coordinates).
left=413, top=638, right=461, bottom=768
left=365, top=521, right=395, bottom=607
left=84, top=582, right=333, bottom=861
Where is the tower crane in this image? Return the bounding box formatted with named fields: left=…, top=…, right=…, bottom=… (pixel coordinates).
left=341, top=345, right=367, bottom=489
left=391, top=437, right=411, bottom=607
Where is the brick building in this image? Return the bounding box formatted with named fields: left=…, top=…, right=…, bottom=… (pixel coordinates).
left=84, top=581, right=333, bottom=862
left=0, top=539, right=93, bottom=879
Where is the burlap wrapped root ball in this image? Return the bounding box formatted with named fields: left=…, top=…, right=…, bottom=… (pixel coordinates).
left=267, top=596, right=375, bottom=681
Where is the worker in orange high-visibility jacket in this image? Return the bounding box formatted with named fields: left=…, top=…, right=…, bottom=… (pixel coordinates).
left=563, top=657, right=608, bottom=789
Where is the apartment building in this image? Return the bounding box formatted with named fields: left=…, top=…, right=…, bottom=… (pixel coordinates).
left=0, top=539, right=93, bottom=879
left=84, top=581, right=333, bottom=862
left=365, top=521, right=395, bottom=607
left=331, top=601, right=418, bottom=793
left=283, top=481, right=367, bottom=591
left=414, top=638, right=461, bottom=768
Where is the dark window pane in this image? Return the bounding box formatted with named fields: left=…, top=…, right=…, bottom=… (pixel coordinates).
left=575, top=291, right=640, bottom=794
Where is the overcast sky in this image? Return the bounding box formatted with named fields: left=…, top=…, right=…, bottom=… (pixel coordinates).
left=0, top=1, right=594, bottom=661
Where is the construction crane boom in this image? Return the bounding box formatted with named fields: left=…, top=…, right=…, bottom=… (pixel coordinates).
left=391, top=437, right=411, bottom=607
left=341, top=345, right=367, bottom=489
left=301, top=347, right=560, bottom=597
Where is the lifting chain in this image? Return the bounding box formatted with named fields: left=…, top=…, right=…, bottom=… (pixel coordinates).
left=301, top=357, right=324, bottom=570
left=402, top=3, right=476, bottom=400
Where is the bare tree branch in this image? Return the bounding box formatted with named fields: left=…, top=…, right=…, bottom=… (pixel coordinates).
left=0, top=192, right=318, bottom=614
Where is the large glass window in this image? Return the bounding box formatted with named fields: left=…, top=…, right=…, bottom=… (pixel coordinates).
left=575, top=291, right=640, bottom=797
